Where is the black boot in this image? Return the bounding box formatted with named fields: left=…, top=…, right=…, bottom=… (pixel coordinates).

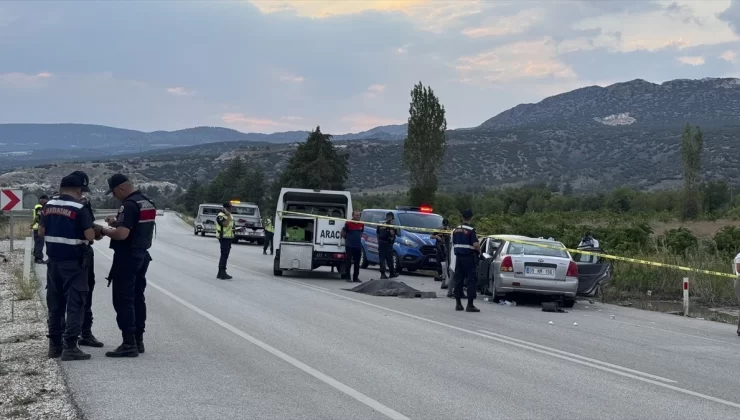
left=135, top=332, right=145, bottom=354
left=466, top=299, right=480, bottom=313
left=455, top=298, right=464, bottom=311
left=105, top=333, right=139, bottom=358
left=47, top=336, right=63, bottom=359
left=217, top=268, right=224, bottom=279
left=61, top=338, right=91, bottom=361
left=79, top=332, right=104, bottom=348
left=221, top=269, right=233, bottom=280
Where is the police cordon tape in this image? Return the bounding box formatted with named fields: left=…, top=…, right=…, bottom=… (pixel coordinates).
left=277, top=210, right=739, bottom=280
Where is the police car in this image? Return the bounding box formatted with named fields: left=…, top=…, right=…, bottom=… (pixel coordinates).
left=359, top=205, right=444, bottom=274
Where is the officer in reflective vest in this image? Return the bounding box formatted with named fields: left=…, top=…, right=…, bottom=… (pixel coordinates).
left=31, top=194, right=49, bottom=263
left=216, top=202, right=235, bottom=279
left=66, top=171, right=105, bottom=348
left=451, top=209, right=481, bottom=313
left=40, top=173, right=96, bottom=361
left=100, top=173, right=156, bottom=358
left=263, top=217, right=274, bottom=255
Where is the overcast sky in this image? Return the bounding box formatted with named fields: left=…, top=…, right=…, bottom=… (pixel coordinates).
left=1, top=0, right=739, bottom=134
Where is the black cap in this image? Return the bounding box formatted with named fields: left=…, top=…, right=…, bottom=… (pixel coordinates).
left=442, top=218, right=449, bottom=226
left=60, top=174, right=90, bottom=192
left=462, top=209, right=473, bottom=220
left=106, top=174, right=129, bottom=194
left=386, top=211, right=394, bottom=218
left=68, top=171, right=91, bottom=192
left=223, top=202, right=232, bottom=209
left=39, top=194, right=49, bottom=200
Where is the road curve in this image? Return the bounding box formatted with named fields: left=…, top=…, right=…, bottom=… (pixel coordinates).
left=38, top=213, right=740, bottom=420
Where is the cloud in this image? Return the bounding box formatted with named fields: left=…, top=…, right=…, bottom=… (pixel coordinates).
left=720, top=49, right=737, bottom=63
left=0, top=71, right=53, bottom=88
left=278, top=74, right=305, bottom=83
left=456, top=38, right=577, bottom=84
left=221, top=113, right=308, bottom=132
left=248, top=0, right=427, bottom=18
left=461, top=8, right=545, bottom=38
left=677, top=55, right=705, bottom=66
left=340, top=113, right=405, bottom=132
left=166, top=87, right=195, bottom=96
left=364, top=84, right=386, bottom=98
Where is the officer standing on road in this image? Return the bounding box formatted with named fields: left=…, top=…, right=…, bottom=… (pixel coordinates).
left=263, top=217, right=274, bottom=255
left=216, top=202, right=235, bottom=279
left=433, top=219, right=453, bottom=296
left=377, top=211, right=398, bottom=279
left=31, top=194, right=49, bottom=264
left=100, top=174, right=156, bottom=358
left=341, top=210, right=364, bottom=283
left=70, top=171, right=105, bottom=348
left=452, top=209, right=481, bottom=312
left=41, top=173, right=96, bottom=361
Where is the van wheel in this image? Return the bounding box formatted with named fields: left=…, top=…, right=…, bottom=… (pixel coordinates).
left=360, top=249, right=369, bottom=269
left=193, top=229, right=197, bottom=235
left=273, top=257, right=283, bottom=276
left=200, top=231, right=205, bottom=237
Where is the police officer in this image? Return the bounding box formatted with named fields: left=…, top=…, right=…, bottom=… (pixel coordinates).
left=31, top=194, right=49, bottom=264
left=377, top=211, right=398, bottom=279
left=41, top=173, right=96, bottom=361
left=100, top=174, right=156, bottom=358
left=67, top=171, right=105, bottom=348
left=341, top=210, right=364, bottom=283
left=433, top=219, right=454, bottom=296
left=452, top=209, right=481, bottom=312
left=263, top=217, right=274, bottom=255
left=216, top=202, right=235, bottom=279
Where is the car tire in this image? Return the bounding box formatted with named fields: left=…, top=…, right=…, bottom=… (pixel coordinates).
left=562, top=298, right=576, bottom=308
left=273, top=257, right=282, bottom=276
left=360, top=249, right=369, bottom=269
left=200, top=231, right=205, bottom=237
left=193, top=229, right=198, bottom=235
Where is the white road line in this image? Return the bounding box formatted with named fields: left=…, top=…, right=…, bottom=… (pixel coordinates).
left=150, top=238, right=740, bottom=410
left=476, top=330, right=675, bottom=383
left=94, top=248, right=410, bottom=420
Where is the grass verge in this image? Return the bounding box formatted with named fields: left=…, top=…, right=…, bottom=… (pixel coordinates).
left=11, top=266, right=39, bottom=302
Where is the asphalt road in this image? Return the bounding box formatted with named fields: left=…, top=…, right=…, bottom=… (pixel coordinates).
left=37, top=212, right=740, bottom=420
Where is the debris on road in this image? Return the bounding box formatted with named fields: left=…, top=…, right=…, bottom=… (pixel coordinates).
left=548, top=321, right=554, bottom=325
left=573, top=322, right=579, bottom=326
left=0, top=249, right=80, bottom=420
left=541, top=302, right=567, bottom=313
left=347, top=279, right=437, bottom=299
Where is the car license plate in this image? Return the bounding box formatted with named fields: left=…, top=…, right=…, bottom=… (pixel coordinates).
left=429, top=258, right=437, bottom=263
left=526, top=267, right=554, bottom=276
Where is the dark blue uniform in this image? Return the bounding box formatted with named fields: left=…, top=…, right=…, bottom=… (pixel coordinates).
left=106, top=176, right=156, bottom=357
left=377, top=217, right=397, bottom=278
left=452, top=223, right=479, bottom=304
left=42, top=194, right=93, bottom=358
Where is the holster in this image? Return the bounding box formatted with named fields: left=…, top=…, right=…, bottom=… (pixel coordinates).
left=80, top=246, right=92, bottom=270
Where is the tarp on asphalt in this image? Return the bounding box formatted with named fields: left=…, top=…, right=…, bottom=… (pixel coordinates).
left=346, top=279, right=437, bottom=298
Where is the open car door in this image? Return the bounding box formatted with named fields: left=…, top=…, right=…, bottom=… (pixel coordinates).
left=477, top=238, right=502, bottom=294
left=574, top=247, right=612, bottom=297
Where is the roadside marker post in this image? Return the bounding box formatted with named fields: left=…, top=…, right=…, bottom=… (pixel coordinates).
left=1, top=189, right=24, bottom=252
left=683, top=277, right=689, bottom=317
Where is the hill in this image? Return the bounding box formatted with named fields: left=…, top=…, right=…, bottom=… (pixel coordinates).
left=2, top=77, right=739, bottom=195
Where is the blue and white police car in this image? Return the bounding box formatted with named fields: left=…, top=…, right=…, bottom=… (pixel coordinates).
left=359, top=205, right=444, bottom=274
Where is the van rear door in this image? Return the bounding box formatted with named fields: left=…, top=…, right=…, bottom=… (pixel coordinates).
left=315, top=217, right=344, bottom=246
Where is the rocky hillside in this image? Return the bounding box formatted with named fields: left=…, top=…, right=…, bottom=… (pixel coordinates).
left=2, top=77, right=739, bottom=195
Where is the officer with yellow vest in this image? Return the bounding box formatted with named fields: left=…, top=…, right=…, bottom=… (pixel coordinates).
left=216, top=202, right=235, bottom=279
left=263, top=217, right=274, bottom=255
left=31, top=194, right=49, bottom=264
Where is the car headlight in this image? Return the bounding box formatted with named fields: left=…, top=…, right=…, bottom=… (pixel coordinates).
left=400, top=238, right=419, bottom=248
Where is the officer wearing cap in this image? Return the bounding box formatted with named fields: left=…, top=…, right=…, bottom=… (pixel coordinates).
left=452, top=209, right=481, bottom=312
left=68, top=171, right=105, bottom=348
left=31, top=194, right=49, bottom=264
left=377, top=211, right=398, bottom=279
left=216, top=202, right=235, bottom=279
left=40, top=173, right=96, bottom=361
left=99, top=173, right=156, bottom=358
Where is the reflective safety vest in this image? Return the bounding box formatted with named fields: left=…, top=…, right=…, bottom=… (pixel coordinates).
left=286, top=226, right=305, bottom=242
left=32, top=204, right=43, bottom=231
left=42, top=195, right=89, bottom=261
left=265, top=221, right=274, bottom=233
left=217, top=212, right=235, bottom=239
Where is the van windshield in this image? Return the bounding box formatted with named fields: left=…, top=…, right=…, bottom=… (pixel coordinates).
left=200, top=207, right=221, bottom=216
left=232, top=206, right=257, bottom=216
left=397, top=213, right=444, bottom=231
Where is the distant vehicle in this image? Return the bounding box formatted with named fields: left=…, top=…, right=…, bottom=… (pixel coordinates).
left=272, top=188, right=352, bottom=278
left=574, top=236, right=612, bottom=299
left=193, top=203, right=222, bottom=236
left=230, top=201, right=265, bottom=245
left=475, top=235, right=579, bottom=307
left=156, top=209, right=164, bottom=216
left=359, top=205, right=443, bottom=274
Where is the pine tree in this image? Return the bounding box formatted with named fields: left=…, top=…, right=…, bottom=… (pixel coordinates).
left=403, top=82, right=447, bottom=206
left=680, top=123, right=703, bottom=220
left=277, top=126, right=349, bottom=191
